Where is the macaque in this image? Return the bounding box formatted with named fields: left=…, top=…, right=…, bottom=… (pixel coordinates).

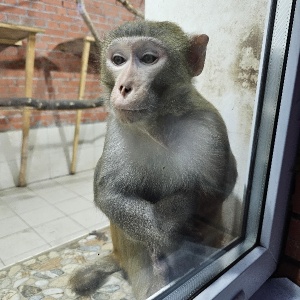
left=70, top=20, right=237, bottom=299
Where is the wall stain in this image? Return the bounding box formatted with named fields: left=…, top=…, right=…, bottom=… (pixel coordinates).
left=233, top=25, right=263, bottom=90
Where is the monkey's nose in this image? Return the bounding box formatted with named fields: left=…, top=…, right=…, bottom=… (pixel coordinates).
left=119, top=85, right=132, bottom=97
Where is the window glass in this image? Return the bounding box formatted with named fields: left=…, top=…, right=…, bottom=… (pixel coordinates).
left=0, top=0, right=296, bottom=300
left=142, top=0, right=295, bottom=299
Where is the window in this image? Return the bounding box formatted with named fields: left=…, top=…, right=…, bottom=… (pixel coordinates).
left=1, top=1, right=298, bottom=300
left=147, top=0, right=300, bottom=299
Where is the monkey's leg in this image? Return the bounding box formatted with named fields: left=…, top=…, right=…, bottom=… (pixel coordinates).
left=111, top=223, right=167, bottom=300
left=69, top=253, right=121, bottom=296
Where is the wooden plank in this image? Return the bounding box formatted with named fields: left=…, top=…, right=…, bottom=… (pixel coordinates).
left=70, top=38, right=92, bottom=174
left=18, top=33, right=36, bottom=187
left=54, top=36, right=98, bottom=58
left=0, top=23, right=44, bottom=42
left=0, top=22, right=45, bottom=34
left=0, top=38, right=22, bottom=46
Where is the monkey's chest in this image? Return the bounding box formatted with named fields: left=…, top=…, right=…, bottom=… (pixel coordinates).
left=119, top=146, right=189, bottom=200
left=106, top=123, right=198, bottom=199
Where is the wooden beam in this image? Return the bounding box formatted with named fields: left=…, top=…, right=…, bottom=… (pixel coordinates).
left=71, top=37, right=92, bottom=174
left=0, top=97, right=104, bottom=110
left=0, top=39, right=22, bottom=46
left=18, top=33, right=36, bottom=187
left=0, top=22, right=44, bottom=34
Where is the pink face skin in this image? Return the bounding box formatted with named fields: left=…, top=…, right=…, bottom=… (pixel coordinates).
left=106, top=37, right=168, bottom=123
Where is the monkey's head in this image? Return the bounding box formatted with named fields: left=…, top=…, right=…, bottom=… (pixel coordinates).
left=101, top=21, right=209, bottom=124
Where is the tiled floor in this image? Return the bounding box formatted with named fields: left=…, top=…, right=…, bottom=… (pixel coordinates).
left=0, top=169, right=109, bottom=269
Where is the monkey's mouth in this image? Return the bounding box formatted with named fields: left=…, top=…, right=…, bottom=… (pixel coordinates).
left=115, top=108, right=149, bottom=123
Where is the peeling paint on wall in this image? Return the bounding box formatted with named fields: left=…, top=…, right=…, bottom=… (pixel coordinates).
left=233, top=26, right=263, bottom=90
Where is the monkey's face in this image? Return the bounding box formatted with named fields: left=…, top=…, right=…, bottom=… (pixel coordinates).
left=104, top=37, right=168, bottom=124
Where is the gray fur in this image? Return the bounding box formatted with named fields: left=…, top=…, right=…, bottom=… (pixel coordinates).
left=70, top=20, right=237, bottom=300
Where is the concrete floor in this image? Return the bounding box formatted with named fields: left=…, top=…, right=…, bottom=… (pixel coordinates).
left=0, top=169, right=109, bottom=268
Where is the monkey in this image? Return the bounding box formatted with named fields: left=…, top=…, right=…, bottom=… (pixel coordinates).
left=69, top=20, right=237, bottom=300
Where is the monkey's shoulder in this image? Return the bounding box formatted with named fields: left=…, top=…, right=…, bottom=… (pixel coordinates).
left=103, top=112, right=230, bottom=175
left=167, top=109, right=229, bottom=145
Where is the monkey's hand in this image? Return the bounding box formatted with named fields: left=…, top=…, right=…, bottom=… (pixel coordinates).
left=151, top=193, right=197, bottom=250
left=95, top=190, right=195, bottom=253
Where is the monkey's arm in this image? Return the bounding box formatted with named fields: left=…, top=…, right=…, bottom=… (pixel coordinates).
left=94, top=185, right=195, bottom=251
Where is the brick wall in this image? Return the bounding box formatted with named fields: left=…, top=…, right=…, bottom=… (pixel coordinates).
left=0, top=0, right=144, bottom=131
left=276, top=145, right=300, bottom=285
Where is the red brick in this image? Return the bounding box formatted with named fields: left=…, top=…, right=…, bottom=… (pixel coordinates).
left=34, top=18, right=47, bottom=28
left=2, top=0, right=17, bottom=5
left=31, top=2, right=45, bottom=11
left=43, top=0, right=59, bottom=5
left=61, top=1, right=75, bottom=9
left=43, top=4, right=57, bottom=14
left=0, top=0, right=144, bottom=132
left=6, top=15, right=21, bottom=24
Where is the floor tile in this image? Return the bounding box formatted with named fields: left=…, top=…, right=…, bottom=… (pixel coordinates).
left=0, top=161, right=18, bottom=189
left=3, top=244, right=51, bottom=266
left=27, top=151, right=51, bottom=183
left=68, top=182, right=94, bottom=197
left=70, top=207, right=109, bottom=229
left=69, top=169, right=94, bottom=180
left=19, top=205, right=65, bottom=227
left=54, top=173, right=83, bottom=185
left=49, top=229, right=88, bottom=247
left=28, top=178, right=62, bottom=190
left=0, top=130, right=22, bottom=163
left=55, top=170, right=93, bottom=185
left=83, top=192, right=94, bottom=202
left=76, top=146, right=96, bottom=171
left=49, top=150, right=72, bottom=178
left=3, top=196, right=49, bottom=215
left=29, top=181, right=78, bottom=204
left=54, top=196, right=93, bottom=214
left=0, top=228, right=48, bottom=262
left=0, top=186, right=36, bottom=200
left=0, top=215, right=29, bottom=238
left=0, top=169, right=98, bottom=268
left=0, top=201, right=16, bottom=220
left=33, top=216, right=85, bottom=244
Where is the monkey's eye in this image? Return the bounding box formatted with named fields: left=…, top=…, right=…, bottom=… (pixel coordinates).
left=112, top=55, right=126, bottom=66
left=140, top=54, right=158, bottom=64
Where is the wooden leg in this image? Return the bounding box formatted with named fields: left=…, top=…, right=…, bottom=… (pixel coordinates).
left=18, top=33, right=36, bottom=187
left=70, top=38, right=91, bottom=174
left=71, top=109, right=83, bottom=175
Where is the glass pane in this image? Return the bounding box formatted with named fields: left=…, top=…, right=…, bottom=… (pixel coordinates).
left=143, top=0, right=295, bottom=299
left=0, top=0, right=295, bottom=299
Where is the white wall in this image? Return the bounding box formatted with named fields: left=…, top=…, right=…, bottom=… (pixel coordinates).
left=0, top=122, right=106, bottom=189
left=146, top=0, right=268, bottom=233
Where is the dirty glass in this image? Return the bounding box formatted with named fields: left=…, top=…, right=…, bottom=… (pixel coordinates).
left=145, top=0, right=296, bottom=299
left=0, top=0, right=296, bottom=299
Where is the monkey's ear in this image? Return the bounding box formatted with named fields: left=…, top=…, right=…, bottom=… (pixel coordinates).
left=188, top=34, right=209, bottom=76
